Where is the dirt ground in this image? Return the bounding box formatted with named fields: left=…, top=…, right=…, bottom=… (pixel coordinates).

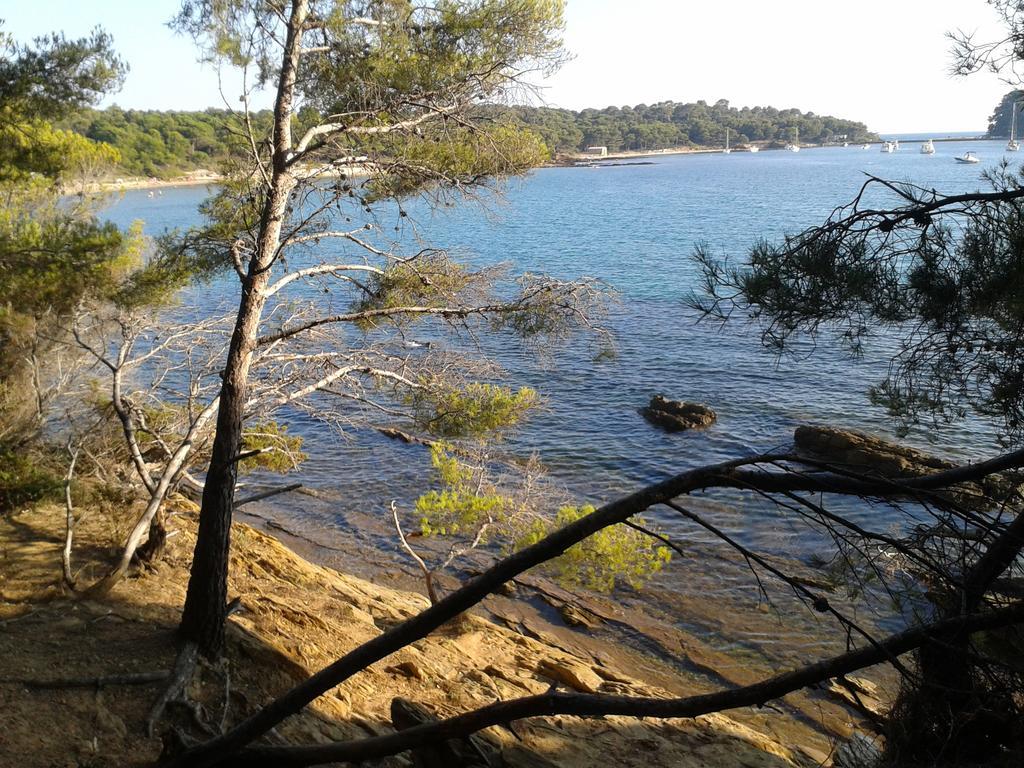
left=0, top=499, right=875, bottom=767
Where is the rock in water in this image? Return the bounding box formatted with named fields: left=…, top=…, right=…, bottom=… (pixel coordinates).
left=641, top=395, right=717, bottom=432
left=792, top=424, right=1018, bottom=509
left=793, top=425, right=952, bottom=477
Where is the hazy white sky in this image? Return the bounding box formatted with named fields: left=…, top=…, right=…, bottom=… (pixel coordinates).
left=1, top=0, right=1015, bottom=132
left=548, top=0, right=1012, bottom=132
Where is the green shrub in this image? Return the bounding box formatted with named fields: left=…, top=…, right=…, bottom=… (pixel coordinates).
left=0, top=449, right=63, bottom=512
left=414, top=444, right=672, bottom=593
left=514, top=505, right=672, bottom=591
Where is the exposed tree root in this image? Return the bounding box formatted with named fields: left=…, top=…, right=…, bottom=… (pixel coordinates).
left=148, top=642, right=199, bottom=737
left=1, top=670, right=169, bottom=689
left=149, top=600, right=244, bottom=739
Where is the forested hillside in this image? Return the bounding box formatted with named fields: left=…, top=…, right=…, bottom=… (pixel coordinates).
left=987, top=89, right=1024, bottom=137
left=59, top=107, right=272, bottom=178
left=498, top=99, right=876, bottom=153
left=62, top=99, right=876, bottom=178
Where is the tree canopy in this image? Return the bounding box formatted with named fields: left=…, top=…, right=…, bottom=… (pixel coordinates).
left=0, top=23, right=135, bottom=448
left=0, top=24, right=124, bottom=121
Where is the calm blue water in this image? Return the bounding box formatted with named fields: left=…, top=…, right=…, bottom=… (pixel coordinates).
left=102, top=140, right=1014, bottom=619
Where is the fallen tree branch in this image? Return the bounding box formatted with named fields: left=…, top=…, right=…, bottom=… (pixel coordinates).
left=61, top=440, right=80, bottom=589
left=148, top=642, right=200, bottom=737
left=83, top=396, right=220, bottom=597
left=3, top=670, right=169, bottom=689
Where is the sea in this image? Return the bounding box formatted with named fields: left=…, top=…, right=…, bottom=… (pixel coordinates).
left=101, top=137, right=1016, bottom=659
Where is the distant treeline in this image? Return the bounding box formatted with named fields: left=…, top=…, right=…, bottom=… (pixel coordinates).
left=62, top=100, right=877, bottom=178
left=493, top=100, right=877, bottom=154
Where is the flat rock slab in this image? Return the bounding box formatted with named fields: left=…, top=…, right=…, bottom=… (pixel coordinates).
left=793, top=425, right=952, bottom=477
left=792, top=424, right=1019, bottom=510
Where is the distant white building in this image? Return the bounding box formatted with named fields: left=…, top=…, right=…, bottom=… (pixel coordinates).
left=584, top=146, right=608, bottom=157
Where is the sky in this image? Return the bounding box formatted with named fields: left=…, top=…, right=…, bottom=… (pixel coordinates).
left=0, top=0, right=1015, bottom=132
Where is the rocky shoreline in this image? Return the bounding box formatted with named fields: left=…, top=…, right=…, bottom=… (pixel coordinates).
left=0, top=497, right=875, bottom=767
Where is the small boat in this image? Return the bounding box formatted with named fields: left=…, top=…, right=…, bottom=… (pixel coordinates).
left=920, top=139, right=935, bottom=155
left=747, top=145, right=760, bottom=153
left=954, top=151, right=980, bottom=164
left=1009, top=100, right=1021, bottom=151
left=785, top=127, right=800, bottom=152
left=723, top=128, right=732, bottom=154
left=880, top=141, right=896, bottom=153
left=784, top=127, right=800, bottom=152
left=862, top=144, right=870, bottom=150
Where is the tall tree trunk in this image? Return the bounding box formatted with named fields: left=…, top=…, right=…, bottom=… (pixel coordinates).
left=178, top=0, right=307, bottom=658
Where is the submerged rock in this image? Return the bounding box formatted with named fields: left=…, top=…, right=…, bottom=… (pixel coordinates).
left=641, top=395, right=717, bottom=432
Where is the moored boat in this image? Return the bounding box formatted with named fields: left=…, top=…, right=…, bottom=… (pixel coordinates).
left=1010, top=99, right=1021, bottom=151
left=785, top=127, right=800, bottom=152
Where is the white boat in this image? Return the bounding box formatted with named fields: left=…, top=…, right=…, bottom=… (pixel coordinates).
left=954, top=151, right=980, bottom=164
left=880, top=141, right=896, bottom=153
left=920, top=139, right=935, bottom=155
left=747, top=145, right=759, bottom=153
left=1009, top=100, right=1020, bottom=151
left=723, top=127, right=731, bottom=154
left=862, top=144, right=870, bottom=149
left=785, top=127, right=800, bottom=152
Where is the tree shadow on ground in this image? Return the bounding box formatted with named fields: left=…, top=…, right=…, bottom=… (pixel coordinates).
left=1, top=502, right=858, bottom=768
